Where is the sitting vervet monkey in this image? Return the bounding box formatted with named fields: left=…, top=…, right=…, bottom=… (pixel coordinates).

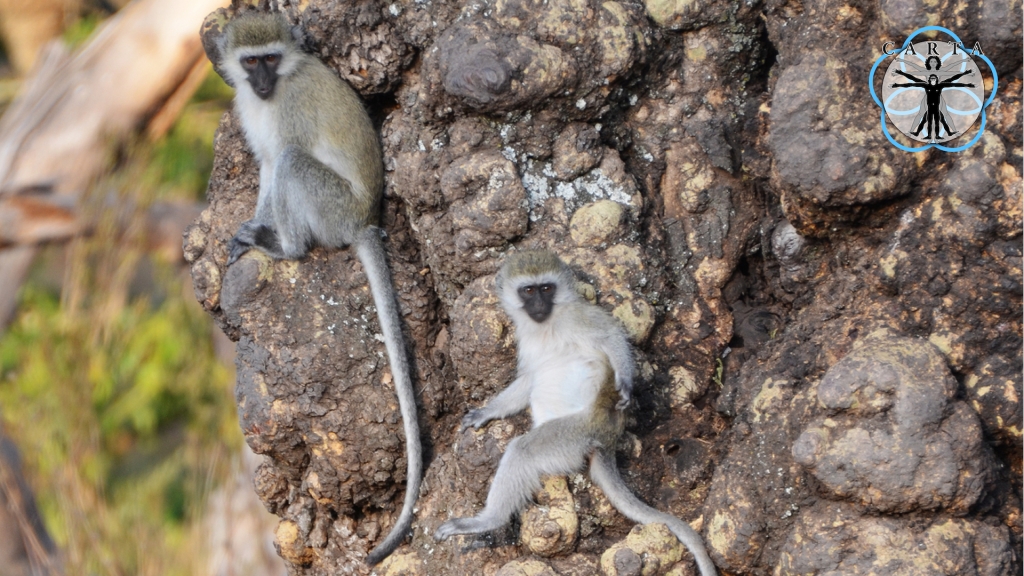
left=434, top=250, right=717, bottom=576
left=217, top=11, right=419, bottom=564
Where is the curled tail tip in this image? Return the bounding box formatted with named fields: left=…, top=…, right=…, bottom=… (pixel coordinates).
left=365, top=524, right=409, bottom=565
left=590, top=452, right=717, bottom=576
left=365, top=543, right=394, bottom=566
left=365, top=496, right=419, bottom=565
left=365, top=548, right=391, bottom=566
left=365, top=548, right=388, bottom=566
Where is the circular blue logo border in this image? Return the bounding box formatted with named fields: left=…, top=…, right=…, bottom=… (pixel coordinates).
left=869, top=26, right=999, bottom=153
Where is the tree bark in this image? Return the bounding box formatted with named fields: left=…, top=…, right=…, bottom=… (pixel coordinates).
left=188, top=0, right=1022, bottom=574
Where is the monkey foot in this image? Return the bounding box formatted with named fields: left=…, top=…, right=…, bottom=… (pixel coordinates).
left=227, top=237, right=253, bottom=265
left=434, top=520, right=464, bottom=541
left=434, top=517, right=499, bottom=541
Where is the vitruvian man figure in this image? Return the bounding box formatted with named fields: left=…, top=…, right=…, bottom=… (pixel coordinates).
left=890, top=55, right=975, bottom=140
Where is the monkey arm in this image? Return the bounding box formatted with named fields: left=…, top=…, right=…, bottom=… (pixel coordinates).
left=254, top=159, right=275, bottom=220
left=893, top=69, right=925, bottom=82
left=462, top=375, right=532, bottom=429
left=943, top=82, right=975, bottom=88
left=227, top=157, right=282, bottom=265
left=598, top=327, right=636, bottom=409
left=889, top=82, right=921, bottom=88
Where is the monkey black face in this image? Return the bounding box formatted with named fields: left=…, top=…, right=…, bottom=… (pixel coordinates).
left=241, top=53, right=282, bottom=100
left=517, top=283, right=556, bottom=323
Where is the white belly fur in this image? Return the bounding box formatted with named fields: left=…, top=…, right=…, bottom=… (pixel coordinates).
left=529, top=355, right=604, bottom=427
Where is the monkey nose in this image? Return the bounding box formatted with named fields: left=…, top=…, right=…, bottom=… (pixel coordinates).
left=252, top=82, right=275, bottom=100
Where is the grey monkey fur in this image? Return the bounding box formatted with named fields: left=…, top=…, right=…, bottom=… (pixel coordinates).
left=435, top=250, right=717, bottom=576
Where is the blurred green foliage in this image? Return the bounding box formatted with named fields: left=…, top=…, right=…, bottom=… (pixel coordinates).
left=0, top=283, right=237, bottom=574
left=0, top=64, right=238, bottom=575
left=62, top=13, right=103, bottom=49
left=147, top=72, right=233, bottom=200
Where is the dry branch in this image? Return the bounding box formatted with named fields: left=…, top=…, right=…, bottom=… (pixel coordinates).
left=0, top=0, right=228, bottom=328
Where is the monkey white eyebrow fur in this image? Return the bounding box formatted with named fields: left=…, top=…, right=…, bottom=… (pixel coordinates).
left=234, top=42, right=288, bottom=58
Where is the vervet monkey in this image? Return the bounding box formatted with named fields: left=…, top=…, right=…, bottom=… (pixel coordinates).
left=434, top=251, right=716, bottom=576
left=218, top=12, right=419, bottom=565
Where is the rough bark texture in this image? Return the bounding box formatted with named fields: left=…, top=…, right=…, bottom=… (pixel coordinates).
left=186, top=0, right=1022, bottom=574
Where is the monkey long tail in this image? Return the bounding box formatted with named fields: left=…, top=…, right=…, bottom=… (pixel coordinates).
left=356, top=227, right=422, bottom=565
left=589, top=450, right=717, bottom=576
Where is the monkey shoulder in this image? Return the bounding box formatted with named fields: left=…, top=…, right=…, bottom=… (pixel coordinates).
left=298, top=60, right=369, bottom=121
left=576, top=304, right=630, bottom=348
left=577, top=300, right=621, bottom=327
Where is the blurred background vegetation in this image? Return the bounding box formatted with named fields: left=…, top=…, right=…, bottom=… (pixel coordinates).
left=0, top=1, right=266, bottom=574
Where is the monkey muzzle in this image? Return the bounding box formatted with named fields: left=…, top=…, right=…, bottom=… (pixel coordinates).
left=243, top=55, right=281, bottom=100
left=518, top=284, right=556, bottom=323
left=248, top=68, right=277, bottom=99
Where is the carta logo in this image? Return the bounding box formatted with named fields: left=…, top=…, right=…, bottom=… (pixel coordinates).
left=870, top=26, right=998, bottom=153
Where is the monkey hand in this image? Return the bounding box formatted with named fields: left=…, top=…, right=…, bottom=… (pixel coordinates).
left=461, top=409, right=491, bottom=431
left=228, top=221, right=284, bottom=265
left=434, top=522, right=456, bottom=542
left=615, top=379, right=632, bottom=411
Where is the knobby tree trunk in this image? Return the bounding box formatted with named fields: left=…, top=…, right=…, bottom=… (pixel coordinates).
left=187, top=0, right=1022, bottom=574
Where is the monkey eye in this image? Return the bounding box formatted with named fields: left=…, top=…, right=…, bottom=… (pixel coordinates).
left=522, top=286, right=536, bottom=295
left=539, top=284, right=554, bottom=293
left=265, top=54, right=279, bottom=65
left=243, top=56, right=258, bottom=67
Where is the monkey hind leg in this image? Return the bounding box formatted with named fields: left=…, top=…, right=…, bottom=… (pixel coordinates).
left=434, top=414, right=593, bottom=541
left=228, top=220, right=286, bottom=264
left=273, top=145, right=366, bottom=254
left=589, top=451, right=718, bottom=576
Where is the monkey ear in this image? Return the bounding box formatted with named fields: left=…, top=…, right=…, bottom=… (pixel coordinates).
left=215, top=33, right=228, bottom=57
left=291, top=24, right=312, bottom=52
